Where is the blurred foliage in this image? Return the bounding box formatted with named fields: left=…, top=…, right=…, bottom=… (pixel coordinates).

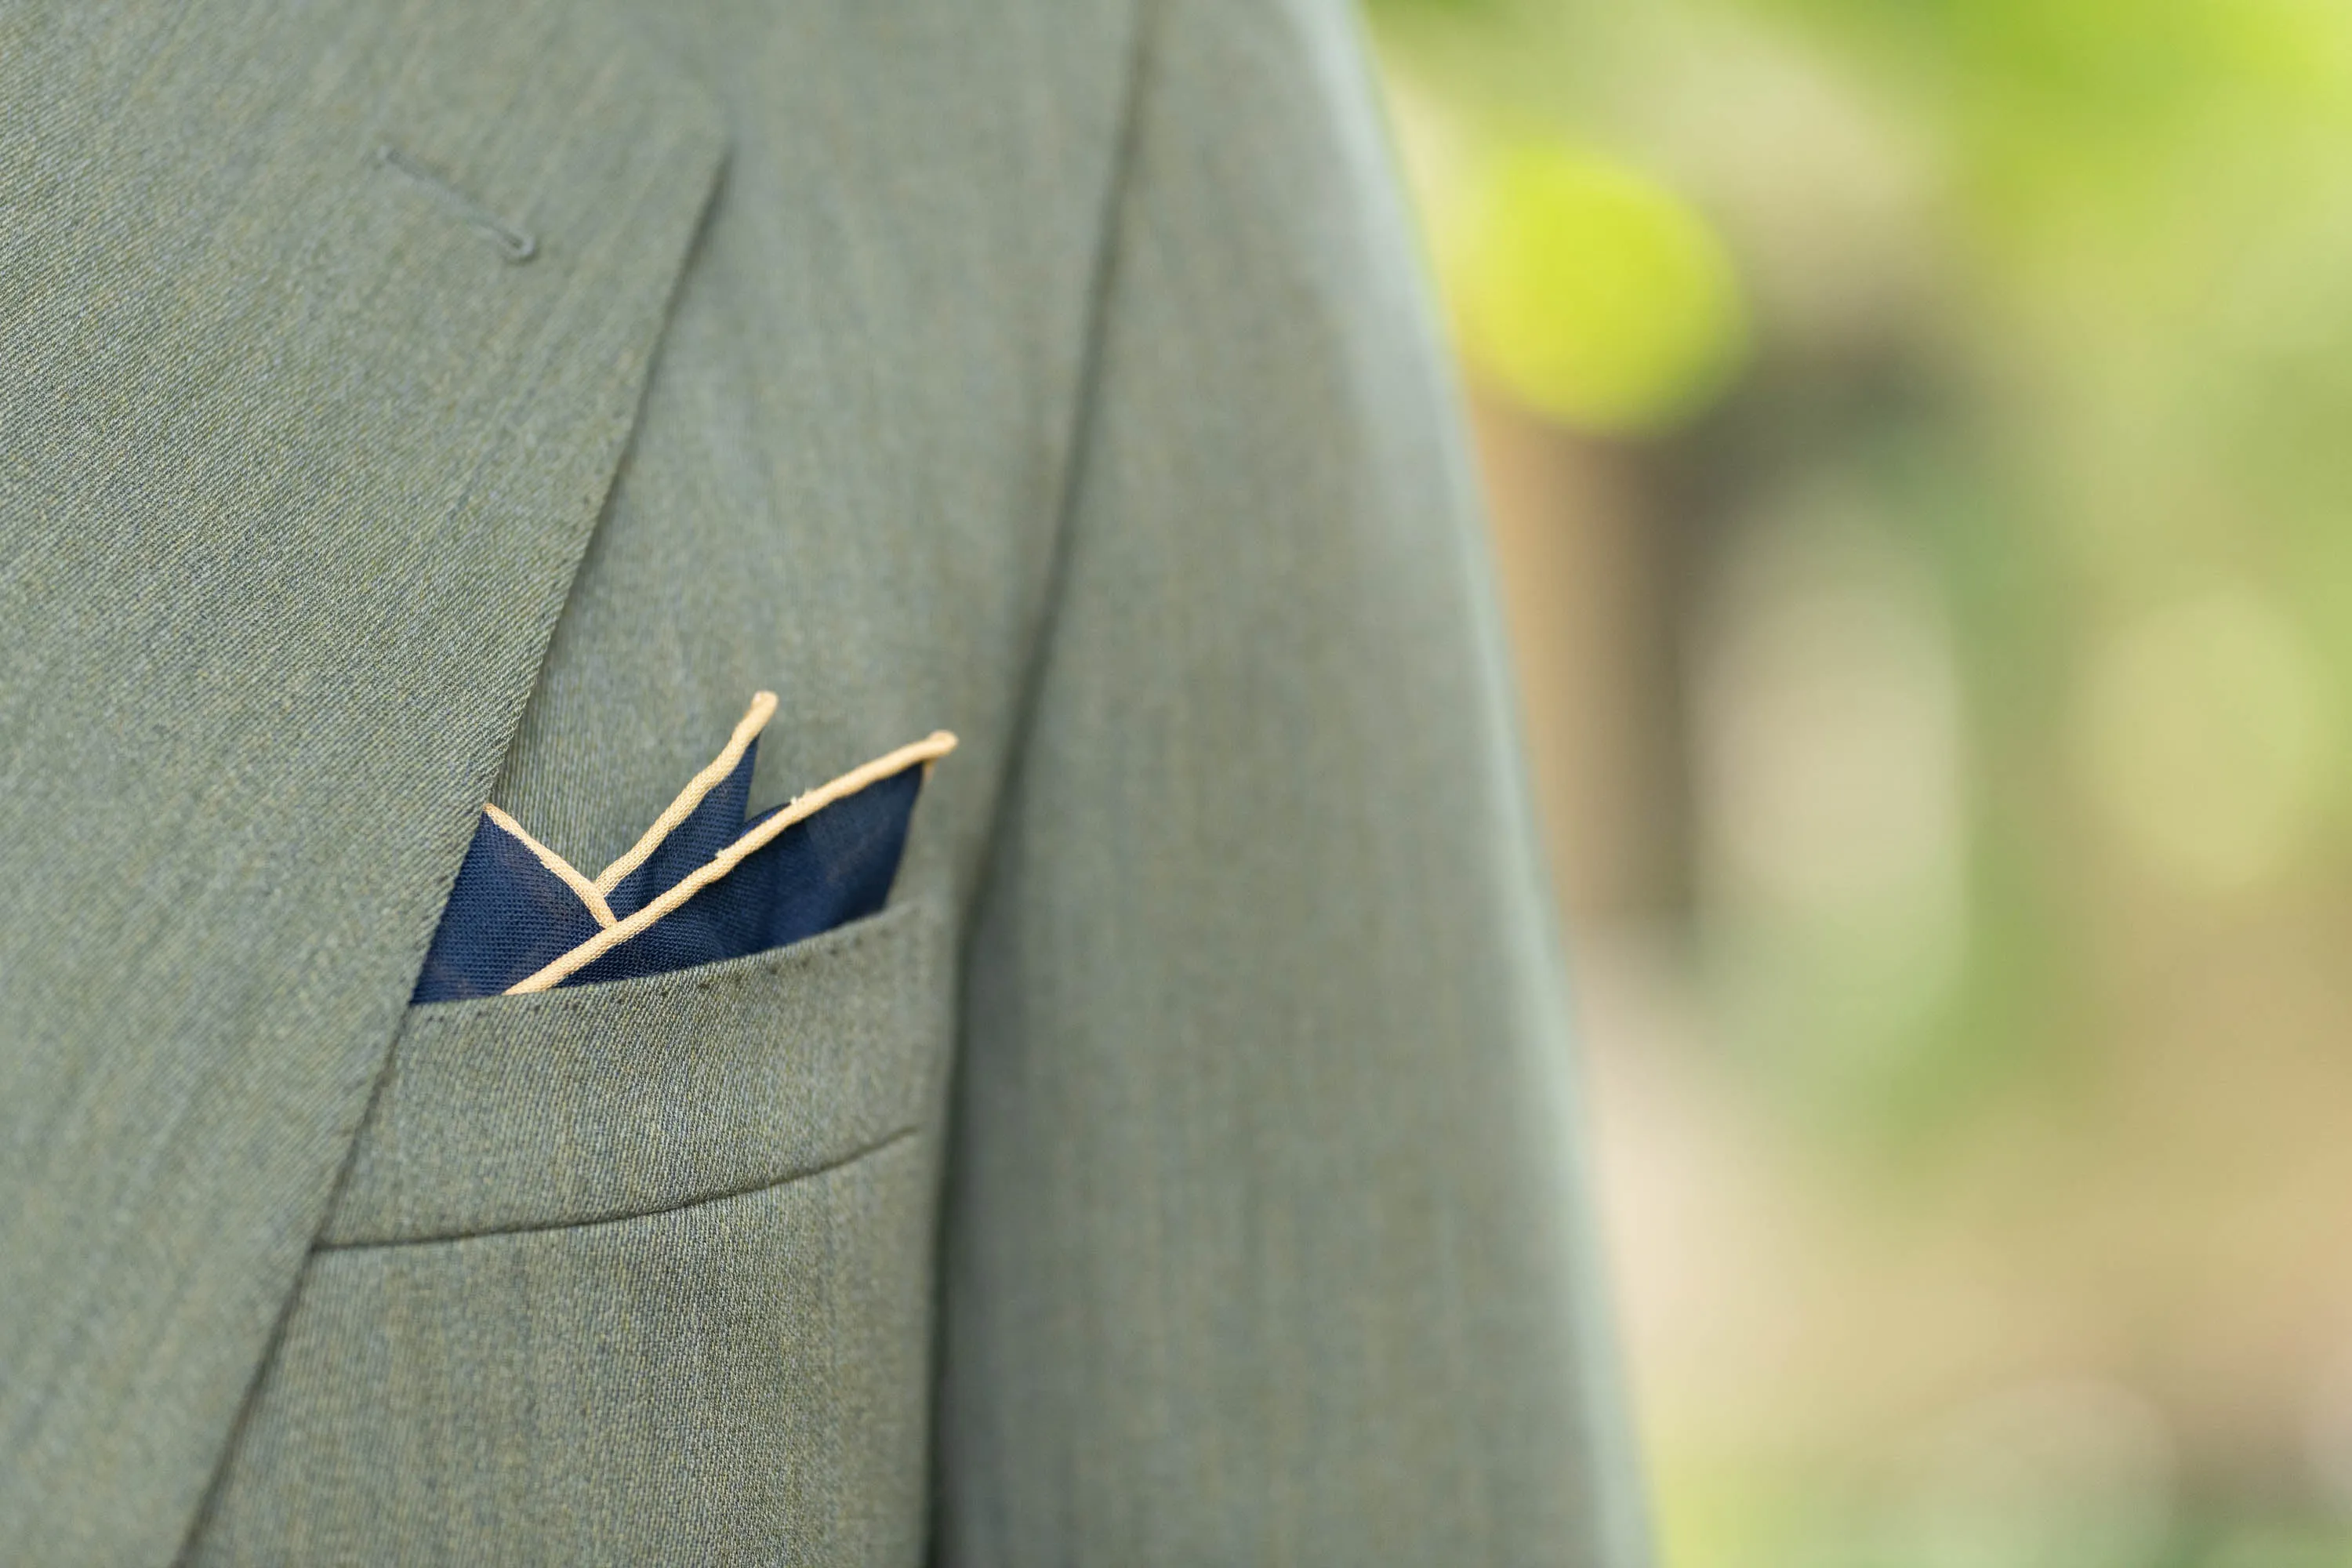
left=1367, top=0, right=2352, bottom=1130
left=1364, top=0, right=2352, bottom=1563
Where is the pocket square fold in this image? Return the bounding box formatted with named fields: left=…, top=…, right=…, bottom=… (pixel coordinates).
left=412, top=692, right=953, bottom=1002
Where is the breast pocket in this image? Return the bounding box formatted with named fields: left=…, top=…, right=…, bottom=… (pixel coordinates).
left=191, top=898, right=955, bottom=1567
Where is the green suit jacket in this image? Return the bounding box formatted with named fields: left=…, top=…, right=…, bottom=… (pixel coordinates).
left=0, top=0, right=1650, bottom=1560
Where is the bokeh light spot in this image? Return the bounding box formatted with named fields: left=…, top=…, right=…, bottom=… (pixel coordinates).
left=1448, top=142, right=1748, bottom=432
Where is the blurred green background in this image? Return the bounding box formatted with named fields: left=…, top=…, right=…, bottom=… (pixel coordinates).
left=1361, top=1, right=2352, bottom=1563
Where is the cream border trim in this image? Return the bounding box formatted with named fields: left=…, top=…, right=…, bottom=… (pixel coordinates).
left=481, top=804, right=618, bottom=928
left=591, top=690, right=779, bottom=896
left=504, top=730, right=959, bottom=996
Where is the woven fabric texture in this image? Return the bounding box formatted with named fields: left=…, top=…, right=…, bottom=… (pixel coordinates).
left=194, top=902, right=954, bottom=1564
left=3, top=0, right=1650, bottom=1561
left=0, top=1, right=724, bottom=1555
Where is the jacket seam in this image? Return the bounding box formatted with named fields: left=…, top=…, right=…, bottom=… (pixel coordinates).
left=957, top=0, right=1163, bottom=946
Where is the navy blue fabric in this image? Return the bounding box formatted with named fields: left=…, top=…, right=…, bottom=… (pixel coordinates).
left=410, top=812, right=606, bottom=1002
left=566, top=764, right=922, bottom=988
left=410, top=739, right=927, bottom=1003
left=602, top=746, right=757, bottom=920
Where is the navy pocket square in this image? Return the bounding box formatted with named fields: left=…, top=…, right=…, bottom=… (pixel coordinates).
left=412, top=692, right=953, bottom=1002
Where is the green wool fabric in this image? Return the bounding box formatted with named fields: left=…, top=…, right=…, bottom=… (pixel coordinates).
left=0, top=0, right=1651, bottom=1561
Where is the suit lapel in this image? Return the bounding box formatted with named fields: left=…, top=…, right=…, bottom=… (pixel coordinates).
left=0, top=0, right=724, bottom=1555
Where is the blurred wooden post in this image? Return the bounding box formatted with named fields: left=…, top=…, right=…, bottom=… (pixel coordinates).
left=1468, top=390, right=1688, bottom=929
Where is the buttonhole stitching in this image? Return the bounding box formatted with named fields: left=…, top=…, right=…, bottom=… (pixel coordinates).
left=377, top=143, right=538, bottom=263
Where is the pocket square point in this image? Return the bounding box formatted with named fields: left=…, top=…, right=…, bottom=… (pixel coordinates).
left=411, top=699, right=949, bottom=1004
